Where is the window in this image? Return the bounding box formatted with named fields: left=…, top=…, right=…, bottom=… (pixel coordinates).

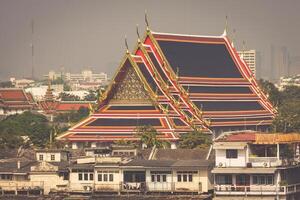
left=183, top=174, right=187, bottom=182
left=0, top=174, right=12, bottom=180
left=39, top=154, right=44, bottom=161
left=104, top=174, right=108, bottom=182
left=109, top=174, right=113, bottom=182
left=51, top=154, right=55, bottom=161
left=84, top=173, right=88, bottom=181
left=177, top=174, right=182, bottom=182
left=151, top=175, right=155, bottom=182
left=76, top=169, right=94, bottom=181
left=215, top=175, right=232, bottom=185
left=177, top=171, right=196, bottom=182
left=226, top=149, right=238, bottom=158
left=150, top=171, right=170, bottom=182
left=188, top=174, right=193, bottom=182
left=98, top=174, right=102, bottom=181
left=97, top=171, right=116, bottom=182
left=253, top=175, right=274, bottom=185
left=162, top=175, right=167, bottom=182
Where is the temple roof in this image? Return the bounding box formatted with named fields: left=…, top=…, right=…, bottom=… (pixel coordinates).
left=0, top=88, right=36, bottom=109
left=58, top=27, right=276, bottom=143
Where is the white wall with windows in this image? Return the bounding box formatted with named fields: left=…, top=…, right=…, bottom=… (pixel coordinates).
left=215, top=148, right=247, bottom=167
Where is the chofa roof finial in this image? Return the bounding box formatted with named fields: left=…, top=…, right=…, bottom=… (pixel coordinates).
left=125, top=35, right=129, bottom=53
left=145, top=10, right=150, bottom=31
left=222, top=15, right=228, bottom=36
left=136, top=24, right=141, bottom=43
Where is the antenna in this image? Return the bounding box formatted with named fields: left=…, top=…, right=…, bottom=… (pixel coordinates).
left=31, top=19, right=35, bottom=80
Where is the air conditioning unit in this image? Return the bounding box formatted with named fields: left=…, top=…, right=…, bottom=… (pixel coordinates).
left=218, top=162, right=226, bottom=168
left=83, top=186, right=92, bottom=191
left=263, top=162, right=271, bottom=167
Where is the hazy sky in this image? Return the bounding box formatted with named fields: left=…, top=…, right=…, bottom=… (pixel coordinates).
left=0, top=0, right=299, bottom=81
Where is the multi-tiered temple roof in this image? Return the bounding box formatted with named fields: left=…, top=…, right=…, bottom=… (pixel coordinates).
left=57, top=28, right=275, bottom=143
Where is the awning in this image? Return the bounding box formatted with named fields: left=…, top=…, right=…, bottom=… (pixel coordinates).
left=212, top=167, right=276, bottom=174
left=213, top=142, right=247, bottom=150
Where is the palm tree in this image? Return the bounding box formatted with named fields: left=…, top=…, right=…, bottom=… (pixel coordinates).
left=135, top=125, right=169, bottom=148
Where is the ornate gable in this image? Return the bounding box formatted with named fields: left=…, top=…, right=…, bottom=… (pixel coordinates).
left=110, top=61, right=152, bottom=105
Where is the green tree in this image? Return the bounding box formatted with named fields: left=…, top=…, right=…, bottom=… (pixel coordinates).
left=258, top=79, right=281, bottom=106
left=0, top=111, right=51, bottom=148
left=84, top=90, right=97, bottom=101
left=135, top=125, right=169, bottom=148
left=179, top=130, right=211, bottom=149
left=54, top=106, right=89, bottom=123
left=0, top=81, right=13, bottom=88
left=59, top=92, right=81, bottom=101
left=272, top=100, right=300, bottom=132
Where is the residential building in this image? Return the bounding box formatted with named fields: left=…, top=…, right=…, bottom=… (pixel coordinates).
left=212, top=130, right=300, bottom=200
left=237, top=50, right=256, bottom=76
left=0, top=147, right=213, bottom=197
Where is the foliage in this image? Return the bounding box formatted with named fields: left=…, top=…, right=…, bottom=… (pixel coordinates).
left=135, top=125, right=169, bottom=148
left=54, top=107, right=89, bottom=123
left=258, top=80, right=300, bottom=133
left=179, top=130, right=211, bottom=149
left=258, top=79, right=281, bottom=106
left=63, top=83, right=71, bottom=91
left=59, top=92, right=81, bottom=101
left=0, top=81, right=13, bottom=88
left=84, top=90, right=97, bottom=101
left=51, top=77, right=64, bottom=85
left=0, top=111, right=51, bottom=148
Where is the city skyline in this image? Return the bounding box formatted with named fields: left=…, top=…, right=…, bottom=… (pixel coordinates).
left=0, top=0, right=300, bottom=81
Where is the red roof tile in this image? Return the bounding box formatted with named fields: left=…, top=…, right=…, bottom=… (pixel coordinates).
left=0, top=89, right=27, bottom=101
left=221, top=132, right=256, bottom=142
left=56, top=103, right=89, bottom=111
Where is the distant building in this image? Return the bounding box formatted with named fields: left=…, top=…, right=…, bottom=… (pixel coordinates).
left=278, top=74, right=300, bottom=90
left=44, top=69, right=108, bottom=83
left=9, top=77, right=35, bottom=88
left=25, top=84, right=64, bottom=101
left=237, top=50, right=256, bottom=76
left=38, top=83, right=93, bottom=115
left=0, top=88, right=36, bottom=116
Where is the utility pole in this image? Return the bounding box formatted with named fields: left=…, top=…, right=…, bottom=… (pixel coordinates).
left=31, top=19, right=35, bottom=80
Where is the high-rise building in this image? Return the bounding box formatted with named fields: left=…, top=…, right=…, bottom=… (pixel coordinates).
left=237, top=50, right=256, bottom=76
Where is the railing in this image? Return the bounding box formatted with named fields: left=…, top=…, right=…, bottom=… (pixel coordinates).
left=214, top=183, right=300, bottom=195
left=0, top=181, right=44, bottom=191
left=95, top=183, right=121, bottom=192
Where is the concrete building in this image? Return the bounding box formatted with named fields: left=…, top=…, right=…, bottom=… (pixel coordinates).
left=278, top=74, right=300, bottom=91
left=44, top=69, right=108, bottom=83
left=212, top=130, right=300, bottom=200
left=0, top=147, right=213, bottom=197
left=237, top=50, right=256, bottom=76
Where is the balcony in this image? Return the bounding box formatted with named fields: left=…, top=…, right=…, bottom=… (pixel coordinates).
left=214, top=183, right=300, bottom=196
left=0, top=181, right=44, bottom=195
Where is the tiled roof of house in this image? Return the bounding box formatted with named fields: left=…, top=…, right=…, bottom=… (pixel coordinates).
left=215, top=131, right=300, bottom=144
